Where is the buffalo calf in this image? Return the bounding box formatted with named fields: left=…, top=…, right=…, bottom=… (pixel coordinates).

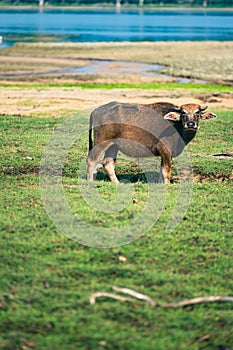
left=87, top=101, right=216, bottom=184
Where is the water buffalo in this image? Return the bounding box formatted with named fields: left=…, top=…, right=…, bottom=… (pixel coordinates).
left=86, top=101, right=216, bottom=184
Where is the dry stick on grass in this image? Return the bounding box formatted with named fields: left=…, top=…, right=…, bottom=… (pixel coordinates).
left=112, top=286, right=158, bottom=306
left=90, top=292, right=134, bottom=305
left=90, top=286, right=233, bottom=308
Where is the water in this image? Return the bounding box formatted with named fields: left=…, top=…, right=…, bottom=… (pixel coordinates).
left=0, top=8, right=232, bottom=47
left=70, top=60, right=164, bottom=76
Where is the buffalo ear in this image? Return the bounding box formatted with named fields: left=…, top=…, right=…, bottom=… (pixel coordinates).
left=164, top=112, right=180, bottom=121
left=201, top=112, right=217, bottom=120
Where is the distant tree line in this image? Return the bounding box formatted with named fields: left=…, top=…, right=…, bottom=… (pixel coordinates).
left=0, top=0, right=232, bottom=7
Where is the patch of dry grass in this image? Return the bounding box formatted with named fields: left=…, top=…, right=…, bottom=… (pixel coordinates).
left=0, top=55, right=89, bottom=75
left=1, top=41, right=233, bottom=83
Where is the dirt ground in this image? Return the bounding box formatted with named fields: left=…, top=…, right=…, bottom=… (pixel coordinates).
left=0, top=86, right=233, bottom=117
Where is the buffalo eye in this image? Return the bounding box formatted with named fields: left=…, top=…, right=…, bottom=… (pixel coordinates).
left=194, top=112, right=200, bottom=119
left=181, top=113, right=188, bottom=121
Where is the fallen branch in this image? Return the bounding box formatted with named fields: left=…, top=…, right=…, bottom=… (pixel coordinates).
left=112, top=286, right=158, bottom=306
left=90, top=292, right=134, bottom=305
left=162, top=296, right=233, bottom=308
left=90, top=286, right=233, bottom=308
left=192, top=153, right=233, bottom=160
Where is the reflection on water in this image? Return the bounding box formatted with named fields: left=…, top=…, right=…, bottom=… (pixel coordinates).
left=67, top=60, right=206, bottom=83
left=0, top=8, right=232, bottom=47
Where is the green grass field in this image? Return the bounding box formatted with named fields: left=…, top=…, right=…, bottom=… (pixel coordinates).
left=0, top=86, right=233, bottom=350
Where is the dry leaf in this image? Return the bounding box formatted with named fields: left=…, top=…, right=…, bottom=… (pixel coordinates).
left=118, top=256, right=127, bottom=262
left=198, top=334, right=210, bottom=342
left=21, top=340, right=36, bottom=349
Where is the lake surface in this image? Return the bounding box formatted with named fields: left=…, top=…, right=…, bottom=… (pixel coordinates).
left=0, top=8, right=233, bottom=47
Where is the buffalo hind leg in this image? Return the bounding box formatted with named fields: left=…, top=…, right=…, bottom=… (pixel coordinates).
left=160, top=152, right=172, bottom=185
left=87, top=141, right=114, bottom=181
left=103, top=144, right=119, bottom=184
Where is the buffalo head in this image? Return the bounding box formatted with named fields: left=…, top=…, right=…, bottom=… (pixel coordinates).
left=164, top=104, right=217, bottom=130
